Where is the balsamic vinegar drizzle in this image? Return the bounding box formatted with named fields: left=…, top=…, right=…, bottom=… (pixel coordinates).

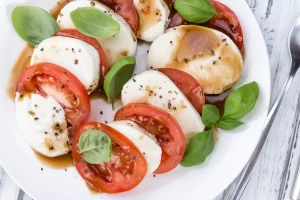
left=7, top=0, right=230, bottom=179
left=33, top=150, right=73, bottom=169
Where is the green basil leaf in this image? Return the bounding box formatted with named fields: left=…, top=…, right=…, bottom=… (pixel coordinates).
left=11, top=6, right=60, bottom=46
left=181, top=129, right=214, bottom=167
left=78, top=130, right=112, bottom=164
left=217, top=118, right=244, bottom=130
left=223, top=82, right=259, bottom=119
left=202, top=104, right=220, bottom=127
left=104, top=56, right=136, bottom=109
left=174, top=0, right=218, bottom=24
left=71, top=7, right=120, bottom=39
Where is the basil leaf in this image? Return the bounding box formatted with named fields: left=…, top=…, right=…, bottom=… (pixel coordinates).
left=174, top=0, right=218, bottom=24
left=104, top=56, right=136, bottom=109
left=11, top=6, right=60, bottom=46
left=202, top=104, right=220, bottom=127
left=78, top=130, right=112, bottom=164
left=217, top=118, right=244, bottom=130
left=71, top=7, right=120, bottom=39
left=181, top=129, right=214, bottom=167
left=223, top=82, right=259, bottom=119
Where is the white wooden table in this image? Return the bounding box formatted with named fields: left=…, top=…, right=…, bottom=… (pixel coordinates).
left=1, top=0, right=300, bottom=199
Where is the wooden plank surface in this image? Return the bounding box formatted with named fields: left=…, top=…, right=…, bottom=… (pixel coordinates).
left=1, top=0, right=300, bottom=199
left=217, top=0, right=300, bottom=199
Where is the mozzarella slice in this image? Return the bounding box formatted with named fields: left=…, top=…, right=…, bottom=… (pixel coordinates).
left=57, top=0, right=137, bottom=67
left=31, top=36, right=100, bottom=94
left=108, top=120, right=161, bottom=175
left=148, top=25, right=243, bottom=94
left=133, top=0, right=170, bottom=42
left=15, top=92, right=70, bottom=157
left=122, top=70, right=205, bottom=139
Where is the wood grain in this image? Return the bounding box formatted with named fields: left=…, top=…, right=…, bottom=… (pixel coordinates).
left=1, top=0, right=300, bottom=200
left=217, top=0, right=300, bottom=200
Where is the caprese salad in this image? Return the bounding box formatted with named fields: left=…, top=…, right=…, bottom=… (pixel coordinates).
left=10, top=0, right=260, bottom=194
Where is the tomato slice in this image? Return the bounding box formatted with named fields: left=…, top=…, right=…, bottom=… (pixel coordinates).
left=205, top=0, right=244, bottom=54
left=16, top=63, right=90, bottom=139
left=159, top=68, right=205, bottom=113
left=72, top=122, right=147, bottom=193
left=168, top=0, right=244, bottom=54
left=96, top=0, right=139, bottom=33
left=55, top=29, right=108, bottom=87
left=114, top=104, right=185, bottom=174
left=168, top=12, right=187, bottom=28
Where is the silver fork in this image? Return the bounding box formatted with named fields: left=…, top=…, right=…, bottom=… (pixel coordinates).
left=223, top=15, right=300, bottom=200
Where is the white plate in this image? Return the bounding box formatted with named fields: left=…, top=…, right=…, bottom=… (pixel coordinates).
left=0, top=0, right=271, bottom=199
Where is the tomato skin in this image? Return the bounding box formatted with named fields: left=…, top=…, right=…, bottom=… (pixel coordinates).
left=168, top=13, right=187, bottom=28
left=159, top=68, right=205, bottom=113
left=205, top=0, right=244, bottom=54
left=55, top=29, right=108, bottom=87
left=96, top=0, right=139, bottom=33
left=115, top=104, right=185, bottom=174
left=72, top=122, right=147, bottom=193
left=168, top=0, right=244, bottom=54
left=16, top=63, right=90, bottom=138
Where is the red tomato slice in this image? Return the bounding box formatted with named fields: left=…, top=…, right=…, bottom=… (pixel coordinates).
left=114, top=104, right=185, bottom=174
left=168, top=0, right=244, bottom=54
left=205, top=0, right=244, bottom=54
left=72, top=122, right=147, bottom=193
left=159, top=68, right=205, bottom=113
left=16, top=63, right=91, bottom=139
left=55, top=29, right=108, bottom=87
left=168, top=12, right=187, bottom=28
left=96, top=0, right=139, bottom=33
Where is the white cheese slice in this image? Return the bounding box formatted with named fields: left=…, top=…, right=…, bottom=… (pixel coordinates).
left=15, top=92, right=70, bottom=157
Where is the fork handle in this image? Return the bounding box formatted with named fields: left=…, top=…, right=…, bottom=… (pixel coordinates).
left=224, top=70, right=296, bottom=200
left=291, top=157, right=300, bottom=200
